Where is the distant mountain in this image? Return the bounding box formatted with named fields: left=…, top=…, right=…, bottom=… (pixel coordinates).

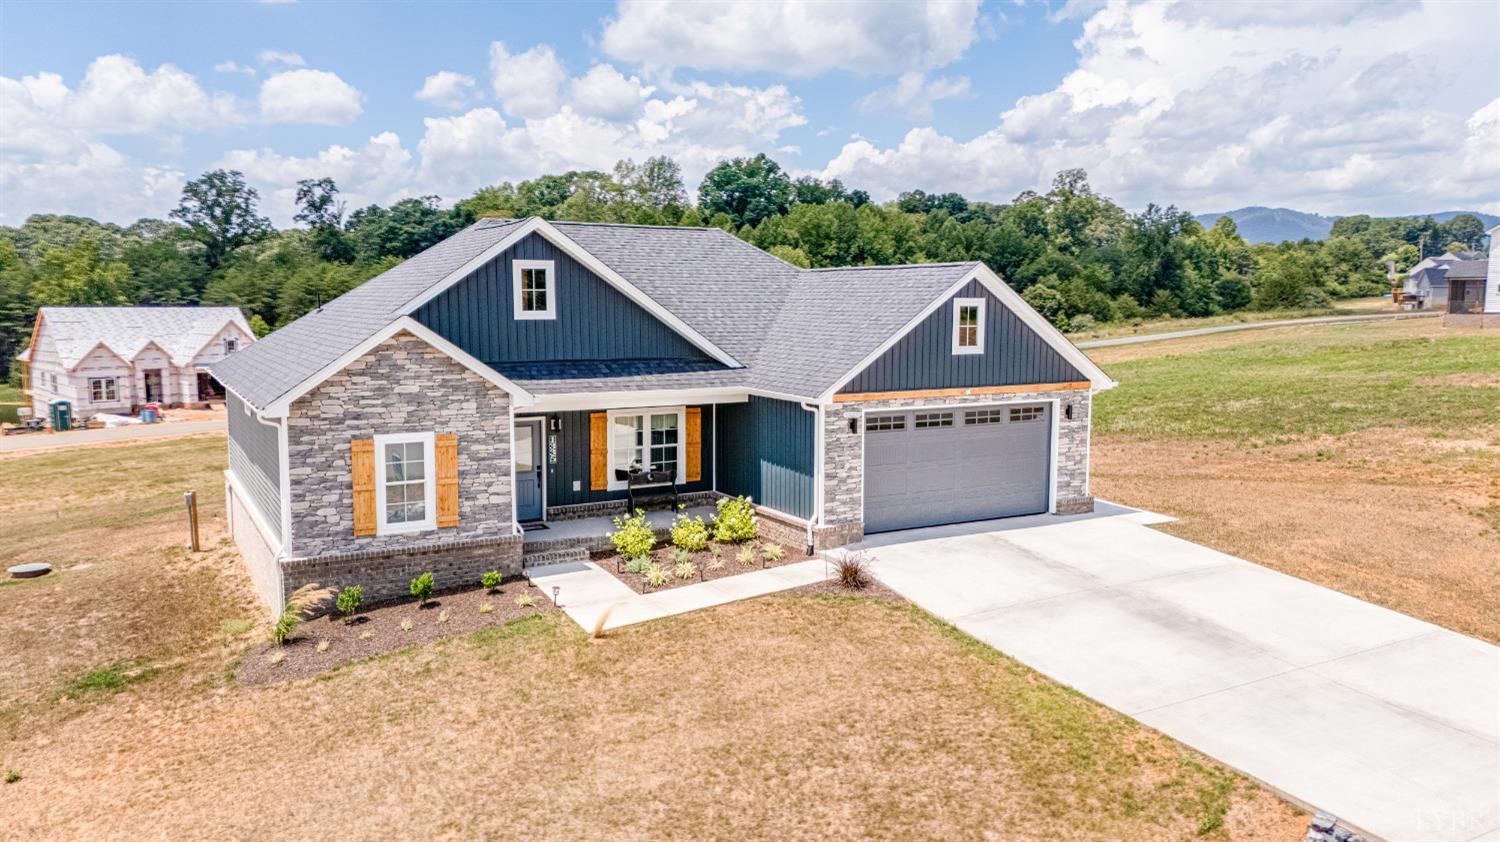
left=1192, top=207, right=1500, bottom=244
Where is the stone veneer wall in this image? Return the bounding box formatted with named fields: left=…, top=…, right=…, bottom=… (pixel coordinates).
left=273, top=331, right=521, bottom=604
left=820, top=389, right=1095, bottom=541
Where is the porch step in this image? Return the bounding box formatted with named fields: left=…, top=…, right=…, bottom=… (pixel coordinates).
left=522, top=546, right=590, bottom=569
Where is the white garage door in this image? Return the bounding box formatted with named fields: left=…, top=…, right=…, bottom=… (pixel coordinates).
left=863, top=403, right=1052, bottom=533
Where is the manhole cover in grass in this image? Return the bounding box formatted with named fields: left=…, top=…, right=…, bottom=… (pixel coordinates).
left=7, top=563, right=52, bottom=579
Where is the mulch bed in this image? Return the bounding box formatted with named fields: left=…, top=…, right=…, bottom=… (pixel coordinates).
left=785, top=575, right=906, bottom=602
left=591, top=538, right=814, bottom=594
left=238, top=580, right=556, bottom=686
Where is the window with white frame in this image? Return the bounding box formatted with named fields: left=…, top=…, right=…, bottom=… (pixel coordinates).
left=89, top=377, right=117, bottom=402
left=512, top=259, right=556, bottom=320
left=609, top=409, right=683, bottom=485
left=952, top=297, right=986, bottom=355
left=375, top=432, right=436, bottom=535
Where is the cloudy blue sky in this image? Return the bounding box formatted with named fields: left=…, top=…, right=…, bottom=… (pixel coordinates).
left=2, top=0, right=1497, bottom=227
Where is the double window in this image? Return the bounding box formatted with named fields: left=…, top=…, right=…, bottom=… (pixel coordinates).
left=609, top=409, right=682, bottom=486
left=951, top=297, right=986, bottom=355
left=375, top=432, right=436, bottom=535
left=513, top=259, right=556, bottom=320
left=89, top=377, right=117, bottom=402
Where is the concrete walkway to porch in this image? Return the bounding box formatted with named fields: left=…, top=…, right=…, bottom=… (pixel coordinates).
left=527, top=557, right=833, bottom=632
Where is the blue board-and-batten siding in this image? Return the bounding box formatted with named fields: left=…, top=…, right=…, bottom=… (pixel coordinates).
left=714, top=396, right=815, bottom=520
left=226, top=391, right=282, bottom=539
left=521, top=407, right=716, bottom=508
left=413, top=233, right=710, bottom=364
left=839, top=279, right=1084, bottom=393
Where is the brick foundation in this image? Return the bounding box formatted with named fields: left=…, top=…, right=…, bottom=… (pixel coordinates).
left=281, top=534, right=524, bottom=608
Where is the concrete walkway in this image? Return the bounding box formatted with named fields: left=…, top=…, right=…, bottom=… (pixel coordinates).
left=0, top=420, right=225, bottom=454
left=1075, top=310, right=1440, bottom=349
left=855, top=504, right=1500, bottom=842
left=527, top=558, right=833, bottom=632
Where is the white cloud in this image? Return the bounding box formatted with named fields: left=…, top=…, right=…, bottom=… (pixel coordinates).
left=218, top=132, right=415, bottom=223
left=215, top=61, right=256, bottom=76
left=414, top=70, right=477, bottom=110
left=818, top=0, right=1500, bottom=216
left=857, top=71, right=970, bottom=120
left=569, top=65, right=653, bottom=122
left=258, top=49, right=305, bottom=67
left=258, top=69, right=363, bottom=125
left=489, top=42, right=567, bottom=119
left=600, top=0, right=982, bottom=76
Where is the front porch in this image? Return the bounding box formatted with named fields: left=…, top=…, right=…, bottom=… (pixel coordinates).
left=522, top=503, right=717, bottom=557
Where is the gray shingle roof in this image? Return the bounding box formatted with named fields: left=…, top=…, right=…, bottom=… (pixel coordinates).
left=1445, top=259, right=1489, bottom=280
left=211, top=217, right=998, bottom=409
left=22, top=306, right=249, bottom=367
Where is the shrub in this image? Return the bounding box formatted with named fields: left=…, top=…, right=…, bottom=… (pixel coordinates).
left=4, top=770, right=19, bottom=784
left=409, top=571, right=434, bottom=605
left=271, top=583, right=333, bottom=645
left=833, top=551, right=871, bottom=590
left=737, top=544, right=757, bottom=566
left=515, top=593, right=536, bottom=608
left=316, top=640, right=330, bottom=653
left=479, top=602, right=494, bottom=614
left=670, top=547, right=692, bottom=565
left=400, top=617, right=414, bottom=631
left=705, top=549, right=725, bottom=571
left=643, top=563, right=669, bottom=587
left=268, top=651, right=285, bottom=666
left=669, top=511, right=710, bottom=551
left=625, top=555, right=653, bottom=574
left=481, top=570, right=502, bottom=593
left=335, top=585, right=363, bottom=620
left=674, top=560, right=697, bottom=580
left=712, top=496, right=757, bottom=543
left=762, top=543, right=786, bottom=563
left=610, top=509, right=656, bottom=559
left=1068, top=314, right=1096, bottom=333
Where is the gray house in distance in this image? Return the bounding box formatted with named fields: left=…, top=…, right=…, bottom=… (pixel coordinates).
left=210, top=217, right=1114, bottom=612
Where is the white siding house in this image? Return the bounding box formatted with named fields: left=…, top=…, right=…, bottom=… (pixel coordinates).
left=18, top=307, right=255, bottom=418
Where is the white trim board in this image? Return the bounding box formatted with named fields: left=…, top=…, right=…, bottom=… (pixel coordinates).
left=816, top=265, right=1116, bottom=401
left=528, top=387, right=750, bottom=413
left=260, top=316, right=536, bottom=418
left=392, top=217, right=741, bottom=368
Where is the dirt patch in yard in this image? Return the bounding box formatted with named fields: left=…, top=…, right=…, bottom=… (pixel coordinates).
left=237, top=581, right=557, bottom=686
left=1093, top=430, right=1500, bottom=644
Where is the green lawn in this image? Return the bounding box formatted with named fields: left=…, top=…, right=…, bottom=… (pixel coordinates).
left=1094, top=327, right=1500, bottom=442
left=0, top=384, right=22, bottom=403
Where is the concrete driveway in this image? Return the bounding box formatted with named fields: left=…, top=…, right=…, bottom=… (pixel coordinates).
left=856, top=504, right=1500, bottom=842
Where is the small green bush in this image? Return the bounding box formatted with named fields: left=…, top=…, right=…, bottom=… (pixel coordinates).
left=669, top=511, right=710, bottom=551
left=610, top=509, right=656, bottom=559
left=670, top=547, right=692, bottom=565
left=711, top=496, right=757, bottom=543
left=481, top=570, right=502, bottom=593
left=4, top=769, right=19, bottom=784
left=335, top=585, right=363, bottom=620
left=410, top=571, right=434, bottom=605
left=762, top=543, right=786, bottom=563
left=674, top=560, right=697, bottom=580
left=515, top=593, right=535, bottom=608
left=643, top=563, right=669, bottom=587
left=736, top=544, right=757, bottom=566
left=625, top=555, right=653, bottom=574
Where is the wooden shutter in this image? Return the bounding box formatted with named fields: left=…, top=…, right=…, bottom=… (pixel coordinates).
left=351, top=438, right=376, bottom=537
left=685, top=407, right=702, bottom=483
left=589, top=412, right=608, bottom=490
left=436, top=433, right=459, bottom=528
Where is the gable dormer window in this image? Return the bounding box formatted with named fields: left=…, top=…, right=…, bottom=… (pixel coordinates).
left=952, top=297, right=985, bottom=355
left=513, top=259, right=556, bottom=320
left=225, top=337, right=238, bottom=353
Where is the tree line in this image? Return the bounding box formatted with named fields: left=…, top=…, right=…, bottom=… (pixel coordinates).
left=1, top=152, right=1488, bottom=382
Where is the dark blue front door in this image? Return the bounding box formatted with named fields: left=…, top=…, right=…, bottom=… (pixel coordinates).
left=515, top=419, right=544, bottom=521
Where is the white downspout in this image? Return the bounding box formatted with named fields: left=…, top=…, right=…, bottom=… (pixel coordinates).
left=800, top=401, right=824, bottom=554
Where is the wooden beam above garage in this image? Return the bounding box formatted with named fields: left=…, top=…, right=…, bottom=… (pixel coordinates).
left=832, top=381, right=1092, bottom=403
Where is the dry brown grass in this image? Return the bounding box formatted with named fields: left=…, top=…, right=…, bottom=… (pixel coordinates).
left=1, top=437, right=1304, bottom=840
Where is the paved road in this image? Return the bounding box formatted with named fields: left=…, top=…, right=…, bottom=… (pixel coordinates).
left=856, top=504, right=1500, bottom=842
left=0, top=420, right=225, bottom=454
left=1076, top=310, right=1441, bottom=349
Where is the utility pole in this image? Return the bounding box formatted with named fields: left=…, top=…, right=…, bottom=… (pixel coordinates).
left=1417, top=232, right=1428, bottom=259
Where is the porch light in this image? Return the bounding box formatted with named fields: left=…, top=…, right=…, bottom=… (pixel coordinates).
left=849, top=418, right=859, bottom=434
left=549, top=416, right=560, bottom=432
left=1065, top=403, right=1074, bottom=420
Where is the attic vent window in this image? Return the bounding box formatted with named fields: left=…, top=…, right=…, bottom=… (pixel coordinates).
left=952, top=297, right=985, bottom=355
left=513, top=259, right=556, bottom=320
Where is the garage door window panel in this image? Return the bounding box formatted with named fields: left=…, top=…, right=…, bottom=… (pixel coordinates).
left=914, top=412, right=953, bottom=428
